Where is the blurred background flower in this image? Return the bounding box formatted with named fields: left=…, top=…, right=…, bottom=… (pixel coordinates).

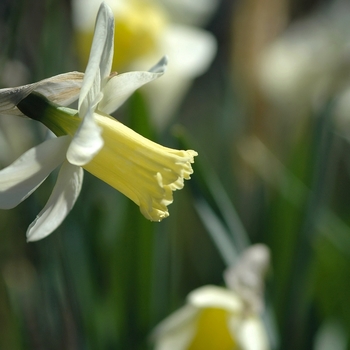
left=152, top=245, right=270, bottom=350
left=257, top=1, right=350, bottom=127
left=72, top=0, right=217, bottom=130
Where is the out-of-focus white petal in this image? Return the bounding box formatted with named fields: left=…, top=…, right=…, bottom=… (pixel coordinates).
left=66, top=108, right=103, bottom=166
left=26, top=161, right=84, bottom=242
left=160, top=0, right=219, bottom=26
left=0, top=86, right=37, bottom=116
left=152, top=305, right=198, bottom=350
left=161, top=25, right=216, bottom=77
left=133, top=26, right=216, bottom=128
left=98, top=57, right=167, bottom=114
left=0, top=72, right=84, bottom=116
left=0, top=136, right=70, bottom=209
left=224, top=244, right=270, bottom=313
left=78, top=2, right=114, bottom=116
left=229, top=315, right=270, bottom=350
left=187, top=285, right=244, bottom=313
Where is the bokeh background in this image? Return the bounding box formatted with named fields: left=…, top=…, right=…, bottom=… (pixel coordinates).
left=1, top=0, right=350, bottom=349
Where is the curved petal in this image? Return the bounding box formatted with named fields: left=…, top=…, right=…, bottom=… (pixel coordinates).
left=161, top=25, right=216, bottom=77
left=26, top=161, right=84, bottom=242
left=0, top=72, right=84, bottom=117
left=78, top=2, right=114, bottom=117
left=187, top=285, right=244, bottom=313
left=152, top=305, right=198, bottom=350
left=0, top=136, right=70, bottom=209
left=229, top=315, right=270, bottom=350
left=131, top=26, right=215, bottom=126
left=98, top=56, right=167, bottom=114
left=34, top=71, right=84, bottom=106
left=0, top=85, right=38, bottom=116
left=66, top=108, right=103, bottom=166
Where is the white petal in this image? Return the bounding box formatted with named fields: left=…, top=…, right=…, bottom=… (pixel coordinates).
left=78, top=2, right=114, bottom=117
left=148, top=56, right=169, bottom=74
left=161, top=25, right=216, bottom=77
left=161, top=0, right=219, bottom=26
left=34, top=71, right=84, bottom=106
left=98, top=57, right=167, bottom=114
left=0, top=72, right=84, bottom=116
left=230, top=316, right=270, bottom=350
left=224, top=244, right=270, bottom=313
left=152, top=305, right=198, bottom=350
left=0, top=136, right=70, bottom=209
left=26, top=161, right=84, bottom=242
left=66, top=108, right=103, bottom=166
left=187, top=285, right=244, bottom=313
left=0, top=85, right=37, bottom=116
left=131, top=27, right=215, bottom=127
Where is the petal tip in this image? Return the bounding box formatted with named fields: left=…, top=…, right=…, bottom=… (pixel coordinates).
left=149, top=56, right=169, bottom=74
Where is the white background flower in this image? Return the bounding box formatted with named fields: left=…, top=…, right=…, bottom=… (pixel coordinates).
left=72, top=0, right=217, bottom=130
left=152, top=245, right=271, bottom=350
left=152, top=285, right=269, bottom=350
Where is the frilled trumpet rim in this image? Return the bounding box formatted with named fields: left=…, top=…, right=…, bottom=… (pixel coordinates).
left=83, top=112, right=197, bottom=221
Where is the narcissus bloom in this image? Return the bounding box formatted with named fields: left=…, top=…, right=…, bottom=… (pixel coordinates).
left=152, top=245, right=270, bottom=350
left=152, top=286, right=269, bottom=350
left=0, top=3, right=197, bottom=241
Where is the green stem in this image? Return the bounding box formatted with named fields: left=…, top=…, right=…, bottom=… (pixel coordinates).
left=17, top=92, right=80, bottom=137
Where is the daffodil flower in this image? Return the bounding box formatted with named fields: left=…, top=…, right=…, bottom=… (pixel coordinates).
left=152, top=286, right=269, bottom=350
left=0, top=3, right=197, bottom=242
left=152, top=245, right=271, bottom=350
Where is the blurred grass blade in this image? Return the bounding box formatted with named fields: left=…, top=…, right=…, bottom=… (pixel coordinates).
left=173, top=125, right=250, bottom=253
left=195, top=196, right=238, bottom=266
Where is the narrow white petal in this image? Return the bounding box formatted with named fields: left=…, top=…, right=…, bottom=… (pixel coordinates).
left=98, top=57, right=167, bottom=114
left=0, top=85, right=37, bottom=115
left=148, top=56, right=168, bottom=74
left=66, top=108, right=103, bottom=166
left=0, top=136, right=70, bottom=209
left=0, top=72, right=84, bottom=116
left=229, top=316, right=270, bottom=350
left=26, top=161, right=84, bottom=242
left=78, top=2, right=114, bottom=116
